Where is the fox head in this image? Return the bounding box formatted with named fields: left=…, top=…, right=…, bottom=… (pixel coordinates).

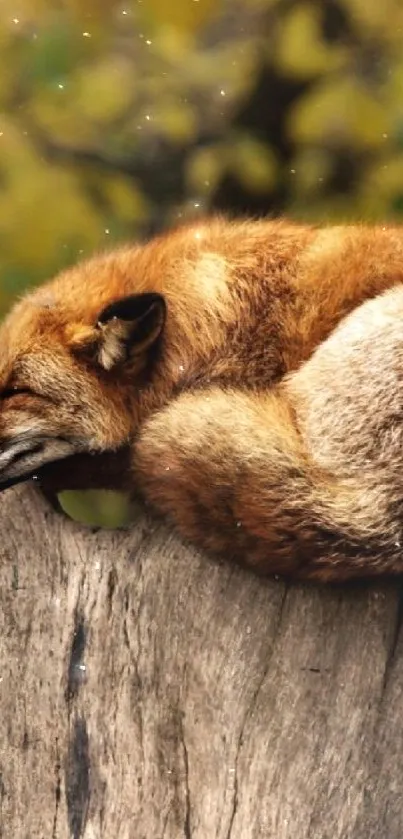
left=0, top=216, right=242, bottom=492
left=0, top=252, right=167, bottom=491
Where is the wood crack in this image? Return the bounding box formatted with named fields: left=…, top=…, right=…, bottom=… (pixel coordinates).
left=224, top=584, right=289, bottom=838
left=179, top=713, right=192, bottom=839
left=51, top=738, right=61, bottom=839
left=381, top=583, right=403, bottom=696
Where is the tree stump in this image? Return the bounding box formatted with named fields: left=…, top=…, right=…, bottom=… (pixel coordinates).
left=1, top=485, right=403, bottom=839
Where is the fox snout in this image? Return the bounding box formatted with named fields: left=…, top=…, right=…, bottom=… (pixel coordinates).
left=0, top=432, right=75, bottom=491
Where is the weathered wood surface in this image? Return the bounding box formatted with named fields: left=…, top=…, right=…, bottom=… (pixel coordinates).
left=1, top=485, right=403, bottom=839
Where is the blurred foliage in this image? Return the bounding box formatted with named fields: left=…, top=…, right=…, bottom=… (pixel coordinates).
left=2, top=0, right=403, bottom=524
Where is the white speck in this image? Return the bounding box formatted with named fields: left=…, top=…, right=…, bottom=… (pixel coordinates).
left=95, top=560, right=101, bottom=571
left=165, top=466, right=170, bottom=471
left=179, top=364, right=185, bottom=372
left=236, top=521, right=242, bottom=527
left=78, top=663, right=86, bottom=671
left=220, top=89, right=226, bottom=96
left=105, top=228, right=110, bottom=234
left=194, top=201, right=200, bottom=208
left=246, top=625, right=251, bottom=634
left=83, top=31, right=91, bottom=37
left=146, top=39, right=152, bottom=45
left=395, top=540, right=401, bottom=548
left=382, top=226, right=387, bottom=231
left=0, top=132, right=4, bottom=137
left=229, top=768, right=235, bottom=773
left=145, top=114, right=151, bottom=121
left=290, top=168, right=296, bottom=174
left=12, top=17, right=19, bottom=24
left=58, top=83, right=64, bottom=89
left=32, top=475, right=38, bottom=481
left=54, top=597, right=60, bottom=608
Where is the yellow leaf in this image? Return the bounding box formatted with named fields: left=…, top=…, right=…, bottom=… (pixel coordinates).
left=286, top=148, right=332, bottom=192
left=0, top=122, right=101, bottom=271
left=229, top=137, right=277, bottom=193
left=153, top=100, right=197, bottom=142
left=74, top=57, right=134, bottom=123
left=275, top=4, right=345, bottom=78
left=340, top=0, right=403, bottom=37
left=58, top=490, right=136, bottom=527
left=187, top=144, right=225, bottom=193
left=289, top=78, right=391, bottom=149
left=102, top=175, right=150, bottom=222
left=357, top=155, right=403, bottom=219
left=142, top=0, right=217, bottom=34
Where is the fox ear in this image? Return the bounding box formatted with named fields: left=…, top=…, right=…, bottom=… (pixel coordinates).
left=95, top=293, right=166, bottom=371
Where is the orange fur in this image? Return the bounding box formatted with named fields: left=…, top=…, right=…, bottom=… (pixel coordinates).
left=2, top=216, right=403, bottom=580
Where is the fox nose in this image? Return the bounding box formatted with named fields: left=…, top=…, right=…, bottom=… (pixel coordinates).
left=0, top=440, right=42, bottom=471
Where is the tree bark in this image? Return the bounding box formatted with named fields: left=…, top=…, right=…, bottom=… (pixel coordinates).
left=1, top=485, right=403, bottom=839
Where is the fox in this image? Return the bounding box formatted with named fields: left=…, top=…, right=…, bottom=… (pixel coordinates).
left=2, top=216, right=403, bottom=581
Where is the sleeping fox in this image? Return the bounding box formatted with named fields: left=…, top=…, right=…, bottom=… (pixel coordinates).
left=1, top=216, right=403, bottom=581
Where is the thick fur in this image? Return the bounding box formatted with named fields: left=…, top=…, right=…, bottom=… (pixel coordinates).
left=2, top=217, right=403, bottom=580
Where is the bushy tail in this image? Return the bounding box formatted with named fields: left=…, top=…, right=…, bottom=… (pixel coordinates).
left=134, top=386, right=400, bottom=582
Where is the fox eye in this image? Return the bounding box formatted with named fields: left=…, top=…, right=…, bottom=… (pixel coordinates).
left=1, top=386, right=36, bottom=400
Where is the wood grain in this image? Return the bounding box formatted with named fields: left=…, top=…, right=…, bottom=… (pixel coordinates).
left=0, top=485, right=402, bottom=838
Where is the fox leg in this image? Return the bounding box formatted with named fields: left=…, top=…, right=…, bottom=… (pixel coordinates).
left=133, top=386, right=380, bottom=581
